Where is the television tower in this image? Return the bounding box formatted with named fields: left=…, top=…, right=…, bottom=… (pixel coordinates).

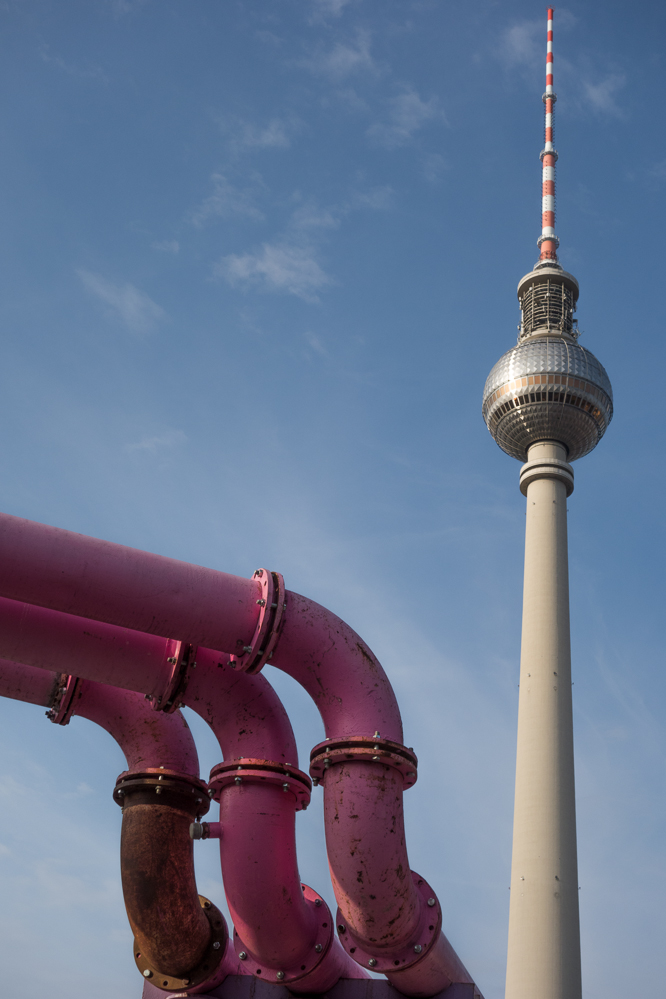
left=482, top=10, right=613, bottom=999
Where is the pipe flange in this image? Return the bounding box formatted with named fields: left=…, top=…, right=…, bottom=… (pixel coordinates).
left=229, top=569, right=286, bottom=675
left=233, top=883, right=332, bottom=984
left=150, top=640, right=198, bottom=713
left=336, top=871, right=442, bottom=973
left=113, top=769, right=210, bottom=817
left=309, top=736, right=418, bottom=789
left=208, top=758, right=311, bottom=811
left=46, top=673, right=81, bottom=726
left=134, top=895, right=227, bottom=992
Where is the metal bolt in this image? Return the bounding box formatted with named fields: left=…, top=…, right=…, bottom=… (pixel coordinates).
left=239, top=952, right=247, bottom=961
left=257, top=599, right=266, bottom=606
left=117, top=789, right=124, bottom=797
left=276, top=972, right=285, bottom=981
left=407, top=772, right=415, bottom=778
left=167, top=657, right=177, bottom=665
left=213, top=941, right=221, bottom=950
left=234, top=776, right=242, bottom=785
left=282, top=783, right=289, bottom=791
left=427, top=898, right=436, bottom=907
left=271, top=602, right=277, bottom=609
left=372, top=755, right=380, bottom=761
left=315, top=944, right=323, bottom=953
left=373, top=745, right=380, bottom=751
left=368, top=959, right=377, bottom=968
left=155, top=787, right=162, bottom=794
left=338, top=925, right=346, bottom=934
left=314, top=899, right=322, bottom=907
left=373, top=731, right=380, bottom=738
left=413, top=944, right=422, bottom=954
left=243, top=646, right=253, bottom=654
left=208, top=788, right=215, bottom=797
left=143, top=970, right=153, bottom=978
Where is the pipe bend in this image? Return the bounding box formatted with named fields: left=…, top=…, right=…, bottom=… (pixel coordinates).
left=0, top=659, right=230, bottom=993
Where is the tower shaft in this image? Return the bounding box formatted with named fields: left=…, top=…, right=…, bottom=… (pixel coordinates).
left=505, top=441, right=582, bottom=999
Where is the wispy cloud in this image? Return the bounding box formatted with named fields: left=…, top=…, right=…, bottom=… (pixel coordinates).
left=151, top=239, right=179, bottom=254
left=190, top=173, right=265, bottom=226
left=39, top=45, right=107, bottom=83
left=367, top=86, right=444, bottom=149
left=126, top=429, right=187, bottom=453
left=301, top=30, right=375, bottom=80
left=221, top=117, right=298, bottom=153
left=215, top=187, right=391, bottom=303
left=216, top=243, right=333, bottom=303
left=309, top=0, right=356, bottom=20
left=581, top=73, right=626, bottom=118
left=76, top=270, right=166, bottom=334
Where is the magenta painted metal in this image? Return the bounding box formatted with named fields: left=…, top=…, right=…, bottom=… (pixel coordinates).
left=0, top=657, right=60, bottom=706
left=0, top=510, right=478, bottom=996
left=0, top=511, right=260, bottom=650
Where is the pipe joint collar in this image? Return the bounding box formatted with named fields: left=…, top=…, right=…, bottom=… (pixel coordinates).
left=114, top=769, right=210, bottom=817
left=519, top=455, right=574, bottom=496
left=229, top=569, right=286, bottom=675
left=336, top=872, right=442, bottom=974
left=309, top=736, right=418, bottom=789
left=149, top=640, right=198, bottom=713
left=45, top=673, right=81, bottom=725
left=233, top=883, right=332, bottom=984
left=136, top=895, right=227, bottom=992
left=208, top=758, right=311, bottom=811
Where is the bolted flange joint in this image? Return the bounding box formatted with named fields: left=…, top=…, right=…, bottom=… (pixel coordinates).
left=113, top=769, right=210, bottom=816
left=208, top=758, right=311, bottom=811
left=309, top=735, right=418, bottom=789
left=336, top=871, right=442, bottom=974
left=45, top=673, right=81, bottom=726
left=134, top=895, right=227, bottom=992
left=148, top=640, right=198, bottom=713
left=229, top=569, right=286, bottom=675
left=233, top=884, right=333, bottom=984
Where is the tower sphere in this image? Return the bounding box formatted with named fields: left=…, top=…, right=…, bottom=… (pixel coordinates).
left=482, top=334, right=613, bottom=462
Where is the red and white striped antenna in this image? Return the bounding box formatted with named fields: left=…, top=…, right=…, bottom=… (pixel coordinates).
left=538, top=8, right=558, bottom=263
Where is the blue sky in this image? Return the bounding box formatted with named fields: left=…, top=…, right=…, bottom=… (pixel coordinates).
left=0, top=1, right=664, bottom=997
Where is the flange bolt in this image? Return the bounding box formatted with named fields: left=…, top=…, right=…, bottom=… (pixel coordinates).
left=368, top=959, right=377, bottom=968
left=414, top=944, right=423, bottom=954
left=315, top=944, right=323, bottom=953
left=143, top=970, right=153, bottom=978
left=427, top=897, right=436, bottom=907
left=213, top=941, right=221, bottom=950
left=239, top=952, right=247, bottom=961
left=276, top=971, right=285, bottom=980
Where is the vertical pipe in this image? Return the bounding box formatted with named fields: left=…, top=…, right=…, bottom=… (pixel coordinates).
left=505, top=441, right=582, bottom=999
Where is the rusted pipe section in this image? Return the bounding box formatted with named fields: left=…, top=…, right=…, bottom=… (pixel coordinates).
left=0, top=510, right=478, bottom=995
left=0, top=606, right=365, bottom=992
left=0, top=658, right=233, bottom=994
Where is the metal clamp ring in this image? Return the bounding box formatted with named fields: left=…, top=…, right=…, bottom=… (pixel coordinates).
left=113, top=769, right=210, bottom=816
left=229, top=569, right=286, bottom=675
left=134, top=895, right=227, bottom=992
left=208, top=758, right=311, bottom=811
left=150, top=640, right=197, bottom=713
left=233, top=884, right=332, bottom=984
left=46, top=674, right=81, bottom=726
left=336, top=871, right=441, bottom=973
left=309, top=736, right=418, bottom=789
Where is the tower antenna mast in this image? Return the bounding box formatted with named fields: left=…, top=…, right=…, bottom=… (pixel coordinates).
left=482, top=9, right=614, bottom=999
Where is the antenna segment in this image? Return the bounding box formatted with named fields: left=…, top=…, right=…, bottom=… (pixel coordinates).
left=539, top=8, right=558, bottom=262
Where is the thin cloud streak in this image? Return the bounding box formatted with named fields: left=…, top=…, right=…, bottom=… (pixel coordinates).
left=76, top=270, right=166, bottom=334
left=367, top=86, right=444, bottom=149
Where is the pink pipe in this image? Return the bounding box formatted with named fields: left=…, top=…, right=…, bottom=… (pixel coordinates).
left=0, top=657, right=241, bottom=992
left=0, top=602, right=363, bottom=991
left=0, top=512, right=476, bottom=994
left=0, top=512, right=259, bottom=650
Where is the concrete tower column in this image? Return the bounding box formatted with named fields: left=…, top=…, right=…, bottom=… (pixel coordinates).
left=505, top=440, right=582, bottom=999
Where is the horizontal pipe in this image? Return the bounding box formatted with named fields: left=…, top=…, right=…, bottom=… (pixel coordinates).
left=0, top=658, right=60, bottom=706
left=0, top=511, right=260, bottom=650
